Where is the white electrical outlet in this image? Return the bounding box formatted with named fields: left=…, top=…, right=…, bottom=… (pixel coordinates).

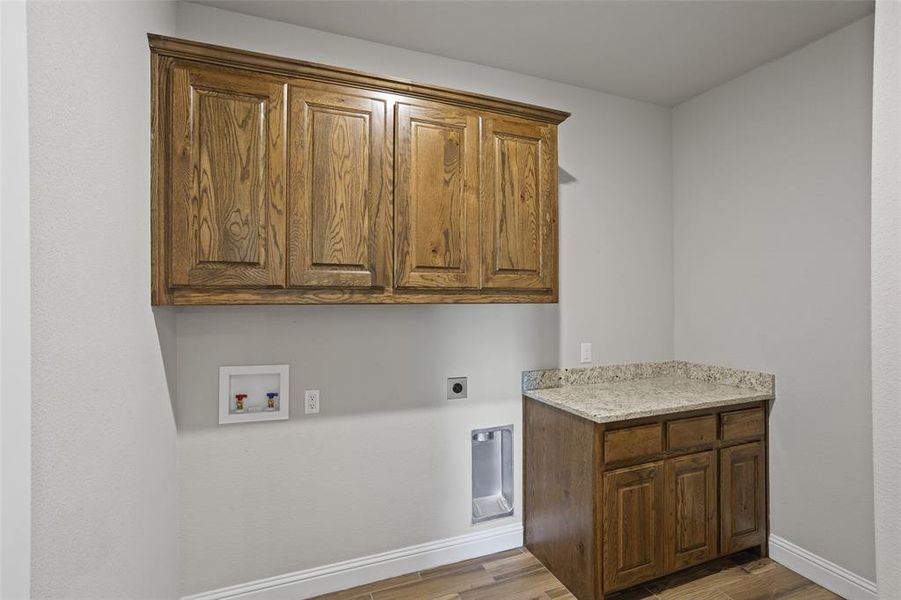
left=580, top=342, right=592, bottom=364
left=304, top=389, right=320, bottom=414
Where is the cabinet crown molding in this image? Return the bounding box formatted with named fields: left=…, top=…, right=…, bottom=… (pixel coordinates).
left=147, top=34, right=571, bottom=125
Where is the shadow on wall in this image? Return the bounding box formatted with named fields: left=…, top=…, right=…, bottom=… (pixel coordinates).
left=153, top=306, right=179, bottom=418
left=164, top=303, right=560, bottom=433
left=559, top=166, right=577, bottom=185
left=155, top=166, right=576, bottom=434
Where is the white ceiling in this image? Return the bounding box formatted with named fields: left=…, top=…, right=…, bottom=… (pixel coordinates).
left=193, top=0, right=874, bottom=106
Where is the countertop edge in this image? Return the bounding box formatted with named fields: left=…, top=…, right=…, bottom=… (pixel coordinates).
left=523, top=389, right=774, bottom=424
left=523, top=361, right=775, bottom=395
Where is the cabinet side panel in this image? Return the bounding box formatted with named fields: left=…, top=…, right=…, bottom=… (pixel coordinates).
left=151, top=53, right=172, bottom=304
left=524, top=398, right=597, bottom=600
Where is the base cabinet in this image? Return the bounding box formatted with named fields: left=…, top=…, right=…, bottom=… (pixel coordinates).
left=524, top=399, right=769, bottom=600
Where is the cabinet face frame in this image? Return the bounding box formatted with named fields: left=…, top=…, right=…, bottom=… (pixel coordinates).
left=481, top=116, right=557, bottom=291
left=287, top=81, right=391, bottom=289
left=167, top=61, right=287, bottom=289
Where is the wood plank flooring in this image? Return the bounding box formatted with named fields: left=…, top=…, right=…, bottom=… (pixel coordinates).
left=313, top=548, right=842, bottom=600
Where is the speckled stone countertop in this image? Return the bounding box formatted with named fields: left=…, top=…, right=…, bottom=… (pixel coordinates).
left=522, top=361, right=774, bottom=424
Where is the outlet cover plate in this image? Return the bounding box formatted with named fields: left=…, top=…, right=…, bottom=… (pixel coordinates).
left=304, top=389, right=320, bottom=414
left=580, top=342, right=592, bottom=364
left=447, top=377, right=468, bottom=400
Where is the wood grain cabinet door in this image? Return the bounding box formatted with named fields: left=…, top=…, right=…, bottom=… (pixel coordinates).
left=169, top=63, right=286, bottom=288
left=603, top=462, right=665, bottom=592
left=287, top=83, right=389, bottom=288
left=395, top=103, right=480, bottom=289
left=481, top=116, right=557, bottom=291
left=665, top=451, right=718, bottom=573
left=720, top=442, right=767, bottom=554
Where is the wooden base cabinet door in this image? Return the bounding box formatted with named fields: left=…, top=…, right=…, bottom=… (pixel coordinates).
left=395, top=103, right=480, bottom=289
left=481, top=116, right=556, bottom=292
left=720, top=442, right=767, bottom=554
left=287, top=83, right=389, bottom=288
left=169, top=63, right=286, bottom=288
left=664, top=451, right=718, bottom=573
left=603, top=462, right=665, bottom=592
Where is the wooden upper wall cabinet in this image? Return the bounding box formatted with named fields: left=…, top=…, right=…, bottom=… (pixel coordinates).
left=150, top=35, right=569, bottom=305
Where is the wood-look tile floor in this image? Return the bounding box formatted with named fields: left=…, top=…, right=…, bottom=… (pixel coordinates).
left=312, top=548, right=842, bottom=600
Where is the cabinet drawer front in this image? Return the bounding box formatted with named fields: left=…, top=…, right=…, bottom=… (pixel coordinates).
left=720, top=408, right=765, bottom=441
left=605, top=424, right=662, bottom=464
left=666, top=416, right=716, bottom=451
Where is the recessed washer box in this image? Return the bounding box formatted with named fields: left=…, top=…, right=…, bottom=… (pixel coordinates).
left=471, top=425, right=514, bottom=523
left=218, top=365, right=289, bottom=425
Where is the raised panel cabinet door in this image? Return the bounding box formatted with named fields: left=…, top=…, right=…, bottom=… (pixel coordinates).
left=395, top=103, right=480, bottom=289
left=664, top=451, right=718, bottom=573
left=720, top=441, right=767, bottom=554
left=603, top=462, right=665, bottom=592
left=169, top=63, right=286, bottom=287
left=481, top=115, right=557, bottom=291
left=287, top=83, right=390, bottom=288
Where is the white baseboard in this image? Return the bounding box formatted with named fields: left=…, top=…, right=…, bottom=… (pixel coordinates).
left=769, top=534, right=877, bottom=600
left=183, top=527, right=874, bottom=600
left=181, top=522, right=524, bottom=600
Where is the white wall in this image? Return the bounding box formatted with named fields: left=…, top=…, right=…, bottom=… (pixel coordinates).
left=871, top=1, right=901, bottom=596
left=1, top=2, right=32, bottom=597
left=673, top=16, right=875, bottom=583
left=174, top=3, right=673, bottom=595
left=27, top=2, right=179, bottom=597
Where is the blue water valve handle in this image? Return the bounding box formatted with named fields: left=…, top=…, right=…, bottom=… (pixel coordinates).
left=266, top=392, right=279, bottom=399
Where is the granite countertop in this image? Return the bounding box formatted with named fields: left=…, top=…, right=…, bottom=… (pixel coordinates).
left=522, top=361, right=775, bottom=424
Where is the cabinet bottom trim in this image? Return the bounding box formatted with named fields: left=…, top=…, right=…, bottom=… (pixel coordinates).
left=160, top=289, right=558, bottom=305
